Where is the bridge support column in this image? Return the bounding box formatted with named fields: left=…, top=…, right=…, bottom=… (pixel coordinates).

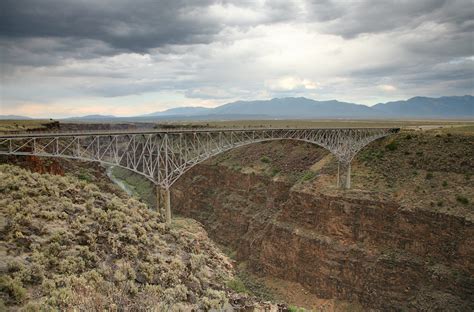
left=345, top=162, right=351, bottom=189
left=156, top=186, right=171, bottom=224
left=337, top=161, right=352, bottom=189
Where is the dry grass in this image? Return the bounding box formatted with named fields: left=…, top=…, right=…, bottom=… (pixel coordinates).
left=0, top=120, right=58, bottom=133
left=154, top=119, right=474, bottom=130
left=208, top=140, right=330, bottom=184
left=351, top=130, right=474, bottom=220
left=0, top=164, right=235, bottom=310
left=196, top=129, right=474, bottom=221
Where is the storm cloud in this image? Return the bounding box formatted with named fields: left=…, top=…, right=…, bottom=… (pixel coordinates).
left=0, top=0, right=472, bottom=117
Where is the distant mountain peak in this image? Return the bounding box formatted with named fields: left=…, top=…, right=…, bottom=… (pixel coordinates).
left=144, top=106, right=212, bottom=117
left=81, top=114, right=116, bottom=118
left=2, top=95, right=471, bottom=121
left=141, top=95, right=473, bottom=119
left=373, top=95, right=473, bottom=117
left=0, top=115, right=33, bottom=120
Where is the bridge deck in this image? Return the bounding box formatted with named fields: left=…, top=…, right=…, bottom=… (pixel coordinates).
left=0, top=126, right=400, bottom=222
left=0, top=127, right=400, bottom=138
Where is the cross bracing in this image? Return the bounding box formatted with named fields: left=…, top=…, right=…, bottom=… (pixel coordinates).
left=0, top=127, right=399, bottom=222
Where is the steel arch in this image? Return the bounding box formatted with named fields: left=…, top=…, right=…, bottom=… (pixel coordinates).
left=0, top=127, right=399, bottom=223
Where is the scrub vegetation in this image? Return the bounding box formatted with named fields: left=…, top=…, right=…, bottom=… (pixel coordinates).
left=354, top=130, right=474, bottom=220
left=0, top=120, right=58, bottom=133
left=111, top=166, right=157, bottom=209
left=0, top=164, right=235, bottom=310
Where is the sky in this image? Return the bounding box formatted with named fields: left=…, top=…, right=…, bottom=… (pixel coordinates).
left=0, top=0, right=473, bottom=118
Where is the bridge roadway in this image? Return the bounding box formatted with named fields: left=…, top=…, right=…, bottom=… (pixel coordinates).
left=0, top=127, right=399, bottom=223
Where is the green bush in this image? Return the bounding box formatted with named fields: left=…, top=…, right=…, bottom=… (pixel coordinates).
left=288, top=306, right=306, bottom=312
left=78, top=173, right=92, bottom=182
left=226, top=278, right=248, bottom=293
left=301, top=171, right=316, bottom=182
left=0, top=276, right=27, bottom=304
left=232, top=164, right=242, bottom=171
left=260, top=156, right=271, bottom=163
left=442, top=181, right=448, bottom=187
left=456, top=195, right=469, bottom=205
left=385, top=141, right=399, bottom=151
left=425, top=172, right=434, bottom=180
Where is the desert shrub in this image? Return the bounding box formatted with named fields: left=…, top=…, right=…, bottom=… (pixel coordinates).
left=442, top=181, right=448, bottom=187
left=77, top=172, right=93, bottom=182
left=260, top=156, right=271, bottom=163
left=0, top=276, right=27, bottom=304
left=231, top=164, right=242, bottom=171
left=21, top=263, right=45, bottom=285
left=301, top=171, right=316, bottom=182
left=190, top=253, right=206, bottom=270
left=456, top=195, right=469, bottom=205
left=0, top=164, right=235, bottom=310
left=289, top=306, right=307, bottom=312
left=271, top=168, right=280, bottom=176
left=385, top=140, right=399, bottom=151
left=425, top=172, right=434, bottom=180
left=360, top=150, right=384, bottom=162
left=227, top=278, right=248, bottom=293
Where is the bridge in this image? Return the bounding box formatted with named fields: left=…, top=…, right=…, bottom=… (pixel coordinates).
left=0, top=127, right=399, bottom=223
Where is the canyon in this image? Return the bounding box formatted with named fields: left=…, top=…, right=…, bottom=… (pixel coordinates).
left=173, top=163, right=473, bottom=310
left=2, top=127, right=473, bottom=310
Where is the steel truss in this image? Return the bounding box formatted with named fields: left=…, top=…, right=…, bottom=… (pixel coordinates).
left=0, top=127, right=399, bottom=222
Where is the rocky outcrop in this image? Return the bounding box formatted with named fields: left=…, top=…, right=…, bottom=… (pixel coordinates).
left=0, top=155, right=65, bottom=176
left=173, top=164, right=474, bottom=311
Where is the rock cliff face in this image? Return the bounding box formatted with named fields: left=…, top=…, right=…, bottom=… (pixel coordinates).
left=173, top=164, right=473, bottom=311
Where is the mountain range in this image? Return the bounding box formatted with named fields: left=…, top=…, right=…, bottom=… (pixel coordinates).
left=1, top=96, right=472, bottom=120
left=0, top=115, right=33, bottom=120
left=143, top=95, right=473, bottom=119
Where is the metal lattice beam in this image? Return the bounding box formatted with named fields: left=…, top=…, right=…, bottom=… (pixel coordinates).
left=0, top=128, right=399, bottom=189
left=0, top=127, right=399, bottom=223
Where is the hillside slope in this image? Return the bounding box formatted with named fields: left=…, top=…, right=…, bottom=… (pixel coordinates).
left=140, top=95, right=473, bottom=119
left=170, top=129, right=473, bottom=310
left=212, top=97, right=378, bottom=118
left=0, top=165, right=235, bottom=310
left=373, top=95, right=474, bottom=118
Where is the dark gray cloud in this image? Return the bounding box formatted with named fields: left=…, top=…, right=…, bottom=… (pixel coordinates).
left=0, top=0, right=472, bottom=116
left=307, top=0, right=473, bottom=39
left=0, top=37, right=119, bottom=70
left=3, top=0, right=471, bottom=60
left=0, top=0, right=221, bottom=53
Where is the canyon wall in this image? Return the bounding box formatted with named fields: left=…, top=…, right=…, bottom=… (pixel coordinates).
left=173, top=164, right=474, bottom=311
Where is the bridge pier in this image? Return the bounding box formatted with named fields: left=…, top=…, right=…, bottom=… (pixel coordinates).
left=0, top=127, right=399, bottom=200
left=345, top=162, right=351, bottom=189
left=156, top=186, right=171, bottom=224
left=337, top=161, right=351, bottom=189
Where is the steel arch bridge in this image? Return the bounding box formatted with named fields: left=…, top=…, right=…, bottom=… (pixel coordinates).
left=0, top=127, right=399, bottom=223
